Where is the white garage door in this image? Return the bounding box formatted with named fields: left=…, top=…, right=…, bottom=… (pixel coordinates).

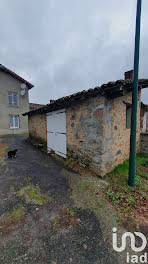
left=46, top=109, right=66, bottom=158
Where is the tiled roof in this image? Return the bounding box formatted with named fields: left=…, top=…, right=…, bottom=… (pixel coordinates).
left=29, top=103, right=46, bottom=111
left=0, top=64, right=34, bottom=89
left=23, top=79, right=148, bottom=116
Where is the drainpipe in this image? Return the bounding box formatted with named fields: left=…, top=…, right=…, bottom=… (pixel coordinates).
left=128, top=0, right=142, bottom=187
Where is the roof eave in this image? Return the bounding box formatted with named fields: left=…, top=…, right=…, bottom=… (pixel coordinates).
left=0, top=66, right=34, bottom=89
left=23, top=79, right=148, bottom=117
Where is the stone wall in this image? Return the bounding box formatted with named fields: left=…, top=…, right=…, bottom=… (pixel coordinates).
left=103, top=91, right=141, bottom=175
left=66, top=96, right=105, bottom=174
left=66, top=91, right=141, bottom=176
left=28, top=113, right=47, bottom=142
left=140, top=133, right=148, bottom=154
left=27, top=90, right=141, bottom=176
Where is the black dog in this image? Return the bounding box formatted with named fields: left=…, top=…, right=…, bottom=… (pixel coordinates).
left=8, top=149, right=18, bottom=159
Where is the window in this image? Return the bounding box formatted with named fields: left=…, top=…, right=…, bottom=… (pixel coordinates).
left=9, top=115, right=19, bottom=128
left=126, top=105, right=132, bottom=129
left=8, top=92, right=18, bottom=106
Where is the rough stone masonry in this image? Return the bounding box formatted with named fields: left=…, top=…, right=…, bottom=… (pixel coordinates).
left=27, top=91, right=141, bottom=177
left=66, top=91, right=141, bottom=176
left=140, top=133, right=148, bottom=154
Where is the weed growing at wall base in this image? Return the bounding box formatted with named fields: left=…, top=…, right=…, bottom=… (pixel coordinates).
left=105, top=153, right=148, bottom=228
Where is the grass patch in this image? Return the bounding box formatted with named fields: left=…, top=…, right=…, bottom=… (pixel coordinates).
left=18, top=185, right=52, bottom=205
left=106, top=153, right=148, bottom=186
left=139, top=172, right=148, bottom=179
left=0, top=133, right=28, bottom=138
left=0, top=144, right=8, bottom=165
left=0, top=144, right=8, bottom=152
left=7, top=208, right=25, bottom=221
left=25, top=177, right=32, bottom=183
left=111, top=159, right=129, bottom=176
left=0, top=207, right=25, bottom=234
left=105, top=153, right=148, bottom=227
left=136, top=153, right=148, bottom=167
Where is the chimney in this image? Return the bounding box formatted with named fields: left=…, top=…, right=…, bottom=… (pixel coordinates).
left=50, top=100, right=55, bottom=104
left=124, top=70, right=133, bottom=80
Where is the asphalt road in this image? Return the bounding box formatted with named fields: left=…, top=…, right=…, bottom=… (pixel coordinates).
left=0, top=135, right=118, bottom=264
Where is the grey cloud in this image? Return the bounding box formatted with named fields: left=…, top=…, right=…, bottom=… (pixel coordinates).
left=0, top=0, right=148, bottom=104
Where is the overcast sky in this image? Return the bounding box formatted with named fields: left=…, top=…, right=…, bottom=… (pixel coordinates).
left=0, top=0, right=148, bottom=104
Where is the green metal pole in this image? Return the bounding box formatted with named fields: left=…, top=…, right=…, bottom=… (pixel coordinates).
left=128, top=0, right=142, bottom=187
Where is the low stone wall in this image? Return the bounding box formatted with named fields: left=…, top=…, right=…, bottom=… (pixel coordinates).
left=140, top=133, right=148, bottom=154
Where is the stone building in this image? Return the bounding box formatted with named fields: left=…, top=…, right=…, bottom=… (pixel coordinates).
left=140, top=102, right=148, bottom=155
left=0, top=64, right=34, bottom=135
left=29, top=103, right=45, bottom=111
left=23, top=73, right=148, bottom=176
left=140, top=102, right=148, bottom=132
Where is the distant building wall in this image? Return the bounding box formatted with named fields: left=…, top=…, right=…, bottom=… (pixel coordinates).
left=140, top=103, right=148, bottom=132
left=140, top=133, right=148, bottom=154
left=142, top=112, right=147, bottom=132
left=0, top=71, right=29, bottom=135
left=29, top=103, right=45, bottom=111
left=142, top=112, right=148, bottom=132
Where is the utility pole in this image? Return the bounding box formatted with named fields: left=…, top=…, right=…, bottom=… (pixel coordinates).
left=129, top=0, right=142, bottom=187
